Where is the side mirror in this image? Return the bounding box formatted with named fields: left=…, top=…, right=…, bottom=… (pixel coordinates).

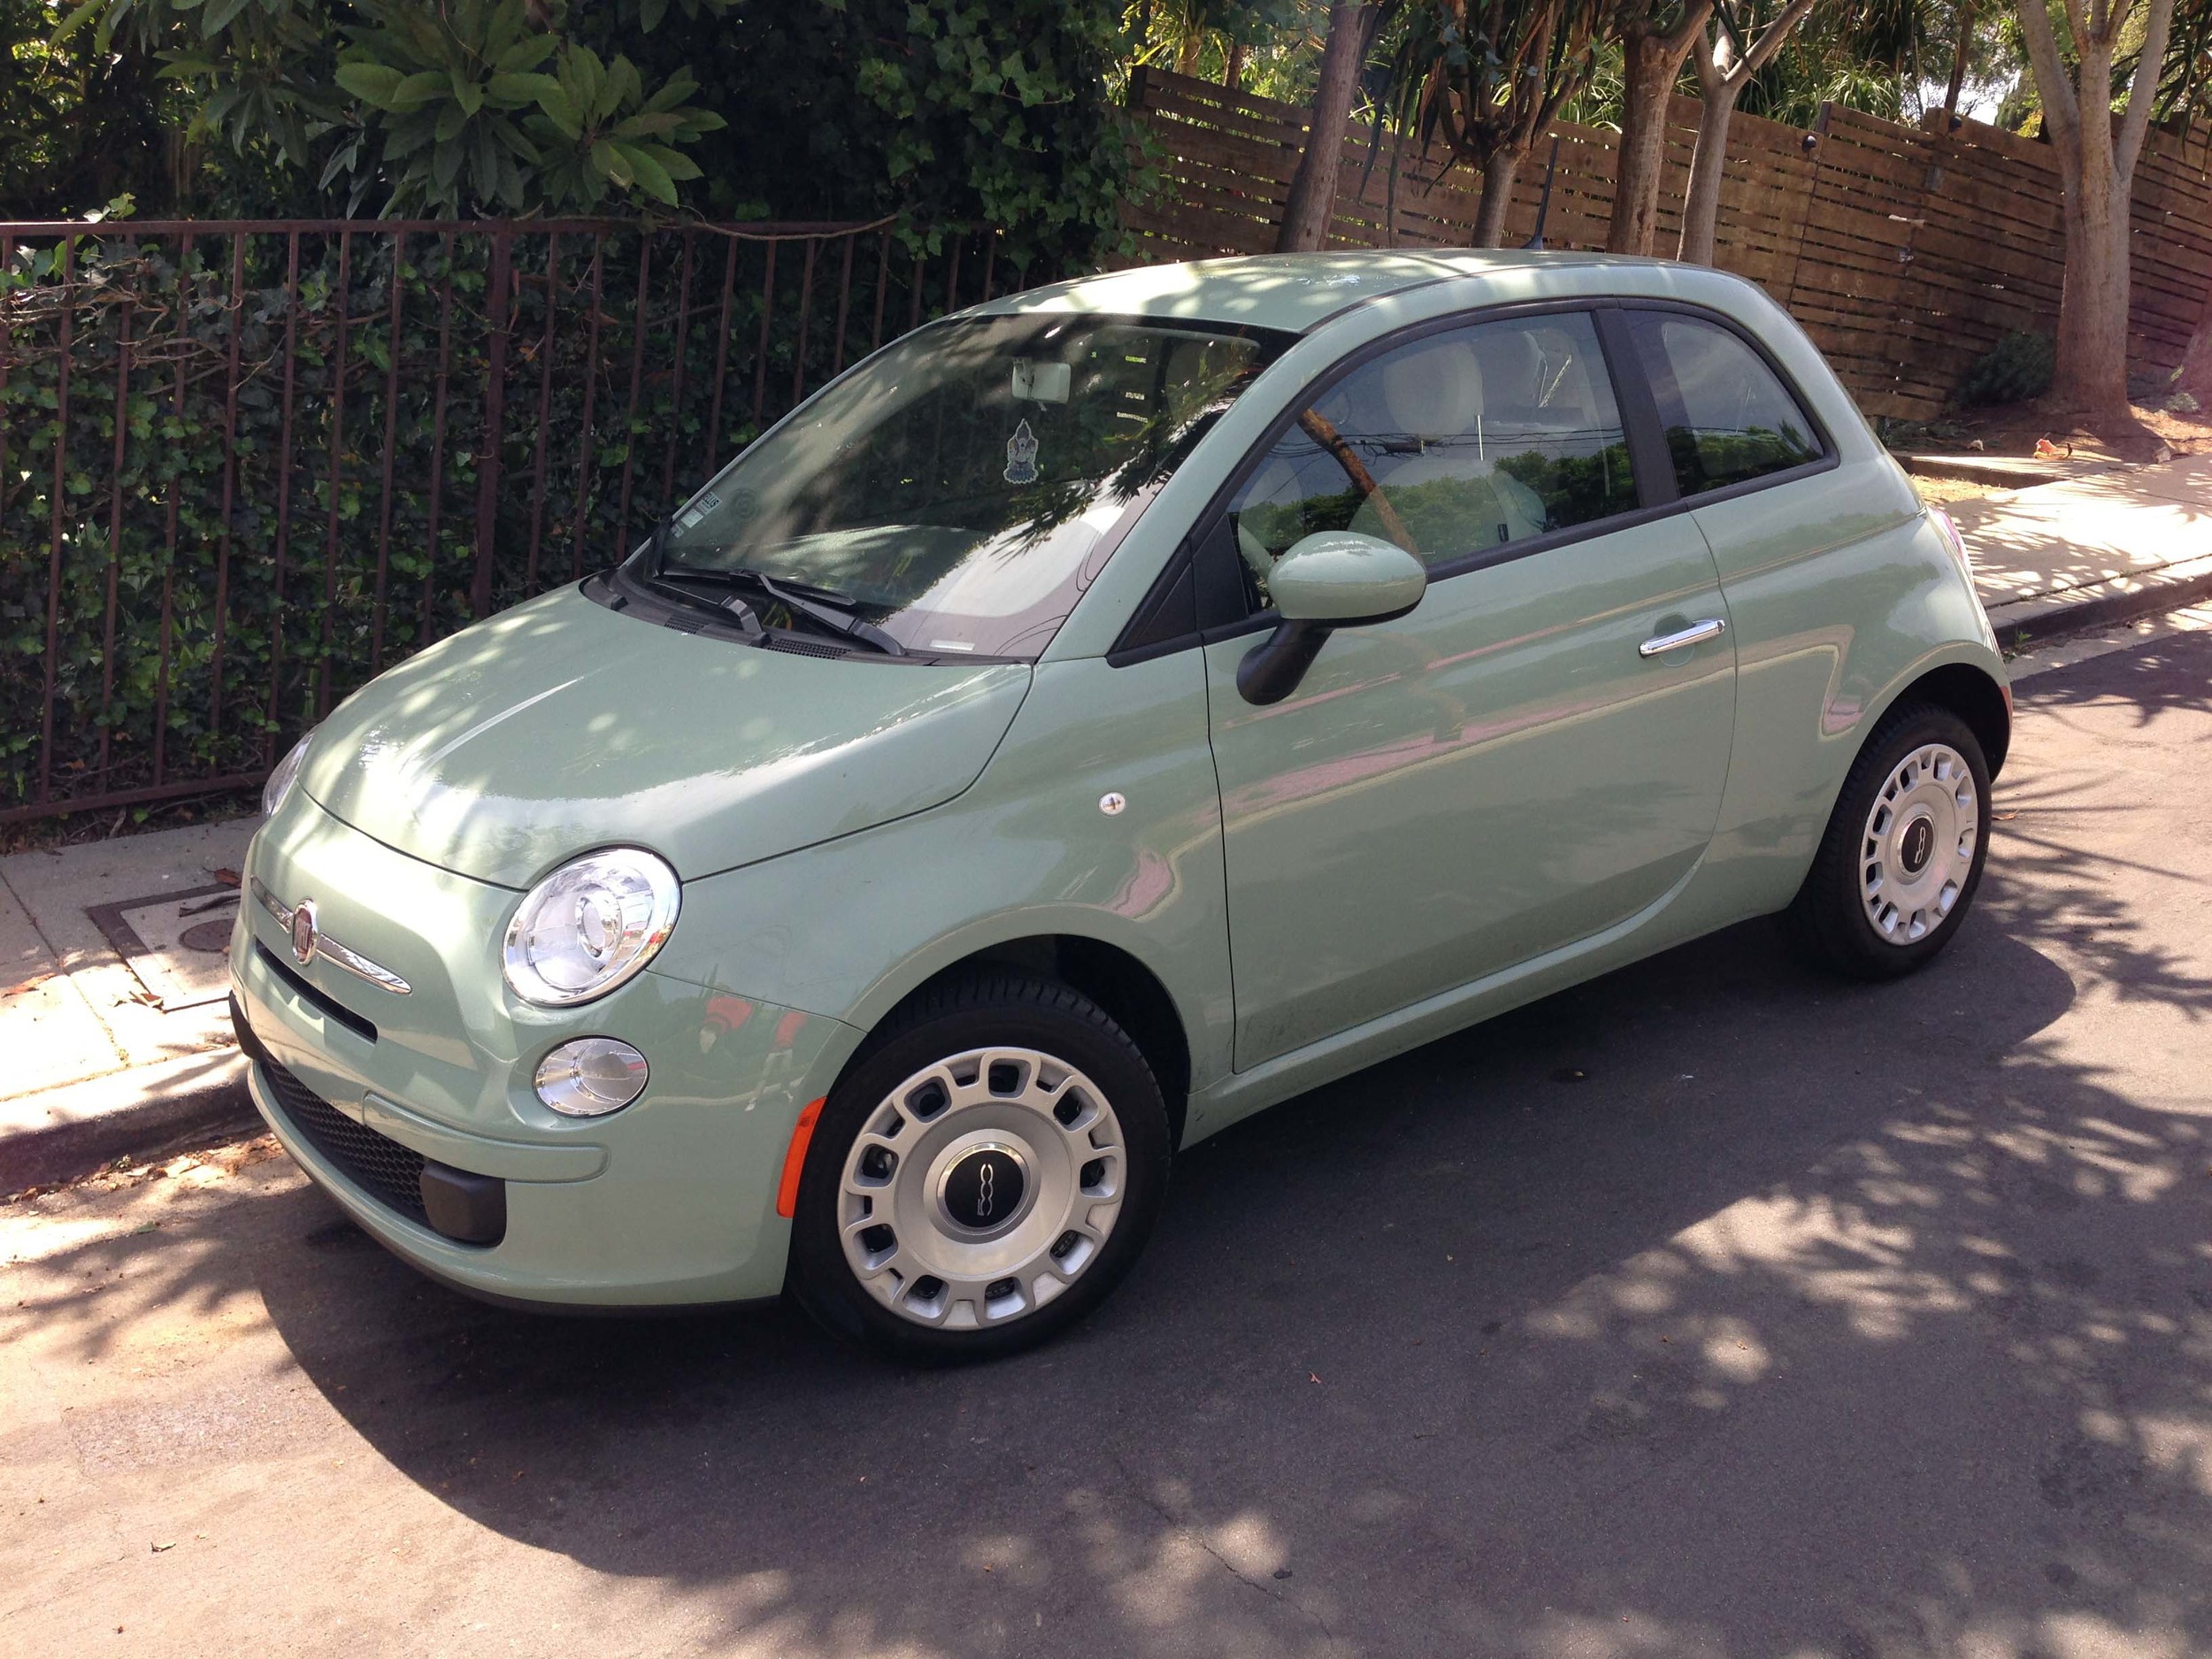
left=1237, top=531, right=1426, bottom=706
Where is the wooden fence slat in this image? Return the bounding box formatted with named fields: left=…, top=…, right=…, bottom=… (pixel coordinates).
left=1126, top=68, right=2212, bottom=423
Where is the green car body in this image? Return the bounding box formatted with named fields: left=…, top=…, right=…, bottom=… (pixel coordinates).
left=233, top=250, right=2008, bottom=1319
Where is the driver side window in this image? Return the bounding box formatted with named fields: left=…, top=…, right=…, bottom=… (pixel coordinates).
left=1227, top=311, right=1639, bottom=610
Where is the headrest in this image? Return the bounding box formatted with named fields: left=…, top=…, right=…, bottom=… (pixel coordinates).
left=1470, top=327, right=1544, bottom=410
left=1380, top=339, right=1484, bottom=441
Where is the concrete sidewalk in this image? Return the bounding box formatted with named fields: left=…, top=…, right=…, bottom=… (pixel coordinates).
left=1951, top=451, right=2212, bottom=643
left=0, top=819, right=261, bottom=1191
left=3, top=455, right=2208, bottom=1192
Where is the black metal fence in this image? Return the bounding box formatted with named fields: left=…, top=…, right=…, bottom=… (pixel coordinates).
left=0, top=217, right=1025, bottom=822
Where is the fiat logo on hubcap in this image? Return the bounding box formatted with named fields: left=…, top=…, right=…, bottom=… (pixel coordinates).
left=941, top=1144, right=1028, bottom=1233
left=1900, top=818, right=1935, bottom=876
left=289, top=898, right=319, bottom=965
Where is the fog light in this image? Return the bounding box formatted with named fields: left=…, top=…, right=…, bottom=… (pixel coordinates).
left=534, top=1038, right=649, bottom=1117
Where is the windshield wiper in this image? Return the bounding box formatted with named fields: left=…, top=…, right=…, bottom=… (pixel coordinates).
left=627, top=520, right=764, bottom=637
left=658, top=560, right=905, bottom=656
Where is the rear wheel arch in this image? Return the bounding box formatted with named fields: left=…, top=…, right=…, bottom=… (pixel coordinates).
left=1882, top=661, right=2011, bottom=778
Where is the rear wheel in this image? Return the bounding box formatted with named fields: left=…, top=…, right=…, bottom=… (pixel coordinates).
left=1783, top=703, right=1992, bottom=980
left=787, top=974, right=1171, bottom=1362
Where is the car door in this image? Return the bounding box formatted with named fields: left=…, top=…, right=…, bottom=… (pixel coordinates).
left=1201, top=306, right=1739, bottom=1071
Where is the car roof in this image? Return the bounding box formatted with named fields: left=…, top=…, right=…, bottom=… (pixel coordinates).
left=974, top=249, right=1709, bottom=335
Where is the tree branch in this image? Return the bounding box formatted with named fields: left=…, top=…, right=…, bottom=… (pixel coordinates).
left=2116, top=0, right=2177, bottom=180
left=2018, top=0, right=2083, bottom=159
left=1740, top=0, right=1818, bottom=79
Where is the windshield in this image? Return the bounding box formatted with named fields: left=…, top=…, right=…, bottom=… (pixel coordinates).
left=651, top=313, right=1290, bottom=658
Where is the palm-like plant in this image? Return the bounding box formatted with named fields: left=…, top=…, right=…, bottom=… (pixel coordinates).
left=1382, top=0, right=1607, bottom=246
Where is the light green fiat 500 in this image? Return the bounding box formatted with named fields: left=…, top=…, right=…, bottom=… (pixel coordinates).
left=233, top=250, right=2007, bottom=1359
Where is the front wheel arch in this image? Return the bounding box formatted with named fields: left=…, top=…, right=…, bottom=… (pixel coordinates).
left=849, top=934, right=1194, bottom=1149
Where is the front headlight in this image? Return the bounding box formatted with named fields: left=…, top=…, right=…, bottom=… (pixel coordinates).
left=262, top=733, right=312, bottom=818
left=503, top=848, right=680, bottom=1007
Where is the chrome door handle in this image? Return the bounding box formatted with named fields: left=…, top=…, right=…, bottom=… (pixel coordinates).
left=1639, top=618, right=1728, bottom=657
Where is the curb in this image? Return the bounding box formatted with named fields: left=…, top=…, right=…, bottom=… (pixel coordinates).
left=0, top=1046, right=259, bottom=1194
left=1992, top=565, right=2212, bottom=654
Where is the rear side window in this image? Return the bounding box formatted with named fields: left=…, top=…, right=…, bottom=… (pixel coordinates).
left=1627, top=311, right=1821, bottom=496
left=1225, top=311, right=1639, bottom=609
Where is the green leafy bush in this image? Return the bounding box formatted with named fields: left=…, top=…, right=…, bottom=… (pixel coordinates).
left=1956, top=331, right=2056, bottom=408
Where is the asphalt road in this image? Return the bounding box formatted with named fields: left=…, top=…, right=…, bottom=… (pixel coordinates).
left=6, top=631, right=2211, bottom=1659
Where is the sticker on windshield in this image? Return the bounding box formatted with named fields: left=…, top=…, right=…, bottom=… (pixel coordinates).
left=1003, top=419, right=1039, bottom=486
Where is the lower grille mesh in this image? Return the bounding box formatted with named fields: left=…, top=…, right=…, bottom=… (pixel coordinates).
left=260, top=1054, right=430, bottom=1227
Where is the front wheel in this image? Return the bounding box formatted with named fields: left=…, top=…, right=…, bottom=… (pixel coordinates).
left=787, top=975, right=1171, bottom=1363
left=1783, top=703, right=1993, bottom=980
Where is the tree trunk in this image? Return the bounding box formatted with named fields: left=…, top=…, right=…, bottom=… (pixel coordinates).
left=2018, top=0, right=2177, bottom=426
left=1606, top=9, right=1709, bottom=257
left=1276, top=1, right=1370, bottom=253
left=2055, top=145, right=2135, bottom=417
left=2052, top=35, right=2133, bottom=418
left=1941, top=1, right=1976, bottom=125
left=1471, top=148, right=1525, bottom=248
left=1224, top=41, right=1246, bottom=90
left=1677, top=73, right=1739, bottom=265
left=2176, top=320, right=2212, bottom=404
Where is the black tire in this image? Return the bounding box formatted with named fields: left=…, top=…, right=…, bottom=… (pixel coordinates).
left=1782, top=702, right=1993, bottom=980
left=787, top=972, right=1172, bottom=1363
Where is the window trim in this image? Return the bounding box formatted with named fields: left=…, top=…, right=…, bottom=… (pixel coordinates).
left=1613, top=298, right=1839, bottom=510
left=1107, top=294, right=1840, bottom=663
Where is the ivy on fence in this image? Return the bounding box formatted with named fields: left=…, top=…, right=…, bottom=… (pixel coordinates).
left=0, top=217, right=1019, bottom=820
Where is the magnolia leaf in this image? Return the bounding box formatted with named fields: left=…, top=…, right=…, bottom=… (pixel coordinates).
left=533, top=82, right=582, bottom=136
left=333, top=62, right=410, bottom=109
left=612, top=110, right=681, bottom=140
left=639, top=142, right=701, bottom=181
left=390, top=70, right=449, bottom=109
left=487, top=72, right=560, bottom=106
left=564, top=44, right=605, bottom=114
left=604, top=54, right=643, bottom=117
left=50, top=0, right=104, bottom=47
left=641, top=70, right=699, bottom=115
left=611, top=141, right=678, bottom=204
left=434, top=100, right=470, bottom=142
left=495, top=35, right=556, bottom=73
left=433, top=134, right=466, bottom=190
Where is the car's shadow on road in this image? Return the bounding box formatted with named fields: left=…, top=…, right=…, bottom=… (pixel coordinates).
left=212, top=870, right=2212, bottom=1655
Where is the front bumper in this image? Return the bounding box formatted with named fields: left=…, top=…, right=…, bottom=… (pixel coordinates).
left=236, top=790, right=862, bottom=1306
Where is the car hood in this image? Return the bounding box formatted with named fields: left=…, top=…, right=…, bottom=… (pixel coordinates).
left=300, top=586, right=1032, bottom=887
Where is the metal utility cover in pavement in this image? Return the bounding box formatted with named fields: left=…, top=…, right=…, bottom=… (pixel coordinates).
left=85, top=884, right=241, bottom=1012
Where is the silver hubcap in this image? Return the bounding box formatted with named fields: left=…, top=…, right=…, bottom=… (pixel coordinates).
left=1860, top=741, right=1978, bottom=945
left=838, top=1047, right=1125, bottom=1330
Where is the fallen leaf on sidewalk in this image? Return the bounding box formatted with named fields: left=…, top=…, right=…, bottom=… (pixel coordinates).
left=2, top=973, right=53, bottom=998
left=211, top=868, right=242, bottom=887
left=151, top=1541, right=175, bottom=1553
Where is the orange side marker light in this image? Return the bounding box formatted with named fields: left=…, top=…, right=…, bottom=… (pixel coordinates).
left=775, top=1098, right=826, bottom=1218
